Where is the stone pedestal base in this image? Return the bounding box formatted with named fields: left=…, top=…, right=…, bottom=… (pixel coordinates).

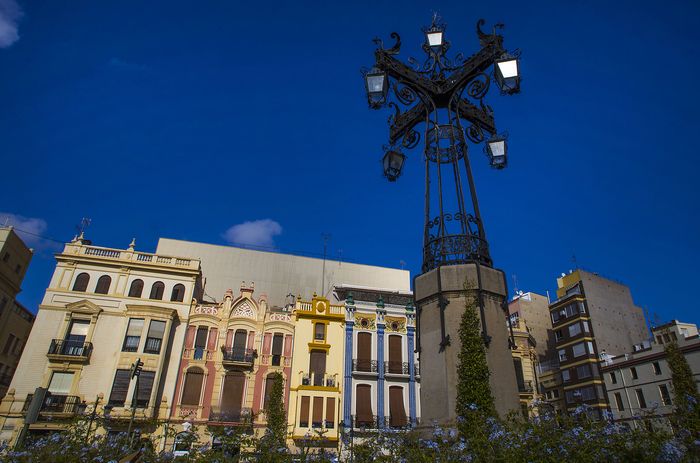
left=415, top=264, right=520, bottom=427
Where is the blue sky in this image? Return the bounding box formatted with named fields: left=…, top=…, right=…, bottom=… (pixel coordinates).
left=1, top=0, right=698, bottom=326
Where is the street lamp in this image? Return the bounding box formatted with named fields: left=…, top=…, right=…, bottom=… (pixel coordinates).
left=382, top=149, right=406, bottom=181
left=494, top=54, right=521, bottom=94
left=364, top=67, right=388, bottom=109
left=424, top=26, right=444, bottom=48
left=485, top=135, right=508, bottom=169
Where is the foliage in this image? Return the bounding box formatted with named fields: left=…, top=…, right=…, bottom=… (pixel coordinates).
left=260, top=371, right=286, bottom=457
left=455, top=280, right=495, bottom=438
left=665, top=334, right=700, bottom=448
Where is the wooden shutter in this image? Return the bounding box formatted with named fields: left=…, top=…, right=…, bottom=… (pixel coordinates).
left=194, top=327, right=208, bottom=348
left=357, top=333, right=372, bottom=371
left=326, top=397, right=335, bottom=427
left=389, top=386, right=407, bottom=427
left=299, top=396, right=310, bottom=426
left=356, top=384, right=372, bottom=424
left=72, top=273, right=89, bottom=292
left=136, top=371, right=155, bottom=407
left=272, top=334, right=283, bottom=355
left=108, top=370, right=131, bottom=406
left=312, top=397, right=323, bottom=426
left=221, top=373, right=245, bottom=415
left=263, top=375, right=275, bottom=410
left=388, top=335, right=402, bottom=373
left=95, top=275, right=111, bottom=294
left=207, top=328, right=218, bottom=350
left=309, top=350, right=326, bottom=386
left=181, top=369, right=204, bottom=406
left=233, top=330, right=247, bottom=350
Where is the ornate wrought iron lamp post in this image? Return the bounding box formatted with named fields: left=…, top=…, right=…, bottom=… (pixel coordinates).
left=362, top=16, right=520, bottom=273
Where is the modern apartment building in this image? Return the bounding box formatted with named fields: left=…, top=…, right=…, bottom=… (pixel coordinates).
left=0, top=227, right=35, bottom=398
left=601, top=320, right=700, bottom=429
left=287, top=295, right=345, bottom=449
left=549, top=270, right=649, bottom=415
left=334, top=285, right=419, bottom=429
left=169, top=283, right=294, bottom=446
left=0, top=236, right=201, bottom=446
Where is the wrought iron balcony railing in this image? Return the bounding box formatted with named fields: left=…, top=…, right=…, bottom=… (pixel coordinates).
left=386, top=414, right=410, bottom=428
left=352, top=359, right=378, bottom=373
left=221, top=347, right=256, bottom=364
left=301, top=373, right=337, bottom=388
left=352, top=414, right=379, bottom=429
left=518, top=380, right=534, bottom=393
left=23, top=394, right=82, bottom=415
left=47, top=339, right=93, bottom=359
left=208, top=407, right=252, bottom=423
left=384, top=361, right=409, bottom=375
left=415, top=363, right=420, bottom=377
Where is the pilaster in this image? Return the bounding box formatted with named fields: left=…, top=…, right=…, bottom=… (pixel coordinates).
left=376, top=297, right=386, bottom=427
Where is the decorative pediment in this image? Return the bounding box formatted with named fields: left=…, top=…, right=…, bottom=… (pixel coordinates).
left=231, top=300, right=256, bottom=319
left=65, top=299, right=103, bottom=316
left=125, top=304, right=178, bottom=321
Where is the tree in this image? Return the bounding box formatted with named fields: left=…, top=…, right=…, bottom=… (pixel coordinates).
left=261, top=372, right=287, bottom=455
left=455, top=280, right=496, bottom=438
left=664, top=333, right=700, bottom=442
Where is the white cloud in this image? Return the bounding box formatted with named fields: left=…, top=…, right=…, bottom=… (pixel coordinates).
left=0, top=212, right=49, bottom=248
left=222, top=219, right=282, bottom=249
left=0, top=0, right=22, bottom=49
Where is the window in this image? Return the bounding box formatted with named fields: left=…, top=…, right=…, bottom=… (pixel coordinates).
left=663, top=333, right=671, bottom=343
left=572, top=343, right=586, bottom=358
left=149, top=281, right=165, bottom=300
left=659, top=384, right=673, bottom=406
left=551, top=312, right=560, bottom=323
left=555, top=329, right=563, bottom=341
left=614, top=392, right=624, bottom=411
left=566, top=386, right=596, bottom=403
left=95, top=275, right=111, bottom=294
left=610, top=372, right=617, bottom=384
left=630, top=367, right=638, bottom=380
left=220, top=372, right=245, bottom=417
left=3, top=334, right=15, bottom=355
left=271, top=334, right=283, bottom=366
left=389, top=386, right=407, bottom=427
left=635, top=389, right=647, bottom=409
left=123, top=318, right=144, bottom=352
left=582, top=320, right=590, bottom=333
left=194, top=327, right=209, bottom=360
left=558, top=349, right=567, bottom=362
left=356, top=332, right=372, bottom=372
left=48, top=371, right=74, bottom=394
left=326, top=397, right=335, bottom=428
left=108, top=369, right=132, bottom=406
left=568, top=323, right=582, bottom=337
left=299, top=396, right=310, bottom=427
left=309, top=350, right=326, bottom=386
left=312, top=397, right=324, bottom=428
left=144, top=320, right=166, bottom=354
left=263, top=375, right=276, bottom=410
left=576, top=364, right=592, bottom=379
left=171, top=284, right=185, bottom=302
left=653, top=362, right=661, bottom=375
left=72, top=273, right=90, bottom=292
left=128, top=279, right=144, bottom=298
left=314, top=323, right=325, bottom=341
left=64, top=319, right=90, bottom=355
left=561, top=369, right=570, bottom=382
left=656, top=335, right=663, bottom=345
left=388, top=335, right=403, bottom=374
left=136, top=371, right=156, bottom=407
left=355, top=384, right=373, bottom=427
left=587, top=342, right=595, bottom=356
left=181, top=368, right=204, bottom=406
left=553, top=389, right=559, bottom=398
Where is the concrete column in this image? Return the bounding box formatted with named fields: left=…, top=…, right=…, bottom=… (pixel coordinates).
left=407, top=325, right=417, bottom=426
left=415, top=263, right=519, bottom=427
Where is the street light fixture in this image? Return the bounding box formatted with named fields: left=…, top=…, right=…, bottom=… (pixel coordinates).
left=485, top=135, right=508, bottom=169
left=494, top=55, right=521, bottom=94
left=364, top=67, right=388, bottom=109
left=425, top=26, right=444, bottom=48
left=382, top=149, right=406, bottom=181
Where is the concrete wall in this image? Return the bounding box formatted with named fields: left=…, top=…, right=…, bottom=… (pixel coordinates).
left=156, top=238, right=410, bottom=308
left=509, top=292, right=554, bottom=363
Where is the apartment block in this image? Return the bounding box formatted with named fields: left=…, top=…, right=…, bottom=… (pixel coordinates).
left=601, top=320, right=700, bottom=429
left=549, top=270, right=649, bottom=415
left=0, top=236, right=200, bottom=446
left=0, top=227, right=35, bottom=398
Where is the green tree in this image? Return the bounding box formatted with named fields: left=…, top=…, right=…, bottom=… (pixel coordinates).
left=455, top=280, right=496, bottom=438
left=664, top=333, right=700, bottom=443
left=260, top=372, right=287, bottom=455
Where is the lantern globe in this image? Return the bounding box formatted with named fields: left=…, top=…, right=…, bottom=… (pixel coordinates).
left=426, top=29, right=444, bottom=48
left=364, top=67, right=388, bottom=109
left=382, top=149, right=406, bottom=181
left=485, top=136, right=508, bottom=169
left=494, top=56, right=520, bottom=94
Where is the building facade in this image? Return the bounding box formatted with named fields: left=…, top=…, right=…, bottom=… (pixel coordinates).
left=169, top=283, right=294, bottom=445
left=0, top=237, right=200, bottom=446
left=334, top=285, right=419, bottom=430
left=0, top=227, right=35, bottom=398
left=601, top=320, right=700, bottom=429
left=287, top=295, right=345, bottom=449
left=549, top=270, right=649, bottom=415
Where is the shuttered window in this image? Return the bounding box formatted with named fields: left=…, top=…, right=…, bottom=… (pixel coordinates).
left=356, top=332, right=372, bottom=372
left=48, top=372, right=74, bottom=394
left=220, top=373, right=245, bottom=417
left=299, top=396, right=310, bottom=427
left=312, top=397, right=323, bottom=427
left=95, top=275, right=111, bottom=294
left=72, top=273, right=90, bottom=292
left=108, top=369, right=131, bottom=406
left=389, top=386, right=407, bottom=427
left=326, top=397, right=335, bottom=428
left=263, top=375, right=276, bottom=410
left=356, top=384, right=373, bottom=426
left=144, top=320, right=166, bottom=354
left=123, top=319, right=144, bottom=352
left=272, top=333, right=283, bottom=366
left=181, top=368, right=204, bottom=406
left=388, top=335, right=402, bottom=373
left=128, top=279, right=144, bottom=298
left=136, top=371, right=155, bottom=408
left=309, top=350, right=326, bottom=386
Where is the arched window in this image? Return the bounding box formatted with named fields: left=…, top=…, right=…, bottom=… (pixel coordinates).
left=128, top=279, right=144, bottom=298
left=149, top=281, right=165, bottom=300
left=72, top=273, right=90, bottom=292
left=314, top=323, right=325, bottom=341
left=171, top=284, right=185, bottom=302
left=95, top=275, right=111, bottom=294
left=181, top=367, right=204, bottom=406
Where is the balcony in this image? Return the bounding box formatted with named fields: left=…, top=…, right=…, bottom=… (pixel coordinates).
left=209, top=407, right=252, bottom=424
left=415, top=363, right=420, bottom=377
left=143, top=337, right=162, bottom=354
left=221, top=347, right=256, bottom=368
left=352, top=359, right=378, bottom=374
left=23, top=394, right=82, bottom=416
left=384, top=361, right=409, bottom=376
left=518, top=380, right=534, bottom=394
left=386, top=414, right=410, bottom=429
left=351, top=414, right=378, bottom=429
left=300, top=373, right=337, bottom=388
left=47, top=339, right=93, bottom=362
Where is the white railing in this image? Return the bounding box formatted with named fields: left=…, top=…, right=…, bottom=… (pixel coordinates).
left=74, top=244, right=199, bottom=269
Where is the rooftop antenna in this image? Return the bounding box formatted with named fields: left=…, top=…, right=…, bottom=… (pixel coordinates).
left=512, top=274, right=519, bottom=296
left=321, top=233, right=331, bottom=296
left=75, top=217, right=92, bottom=241
left=572, top=252, right=578, bottom=269
left=400, top=260, right=406, bottom=270
left=2, top=216, right=9, bottom=227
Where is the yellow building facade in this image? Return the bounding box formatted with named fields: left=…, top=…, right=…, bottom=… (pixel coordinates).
left=287, top=295, right=345, bottom=449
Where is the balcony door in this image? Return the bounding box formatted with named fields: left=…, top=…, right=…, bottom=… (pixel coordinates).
left=388, top=335, right=403, bottom=374
left=64, top=320, right=89, bottom=355
left=355, top=384, right=373, bottom=426
left=356, top=332, right=372, bottom=372
left=309, top=350, right=326, bottom=386
left=389, top=386, right=407, bottom=427
left=232, top=329, right=247, bottom=360
left=220, top=372, right=245, bottom=420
